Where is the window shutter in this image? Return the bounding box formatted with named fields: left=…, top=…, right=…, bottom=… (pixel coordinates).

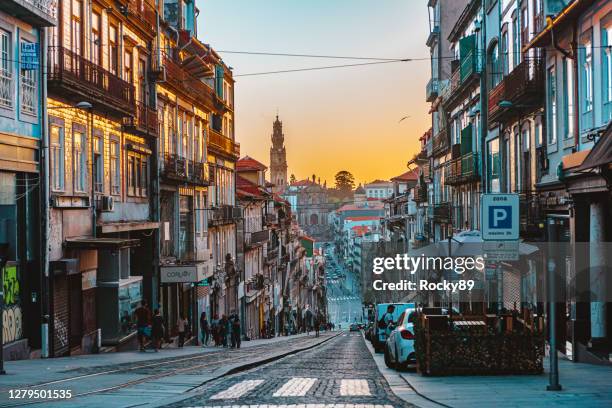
left=215, top=65, right=224, bottom=98
left=460, top=124, right=472, bottom=156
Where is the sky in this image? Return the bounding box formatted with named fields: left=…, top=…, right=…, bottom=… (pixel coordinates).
left=198, top=0, right=430, bottom=186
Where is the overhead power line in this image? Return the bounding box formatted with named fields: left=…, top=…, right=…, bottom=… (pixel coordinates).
left=216, top=50, right=409, bottom=61
left=233, top=59, right=412, bottom=77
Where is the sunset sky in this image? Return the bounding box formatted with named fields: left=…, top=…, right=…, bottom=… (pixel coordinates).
left=198, top=0, right=430, bottom=186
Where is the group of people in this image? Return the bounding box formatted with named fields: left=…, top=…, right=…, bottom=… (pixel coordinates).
left=199, top=311, right=241, bottom=348
left=134, top=300, right=190, bottom=352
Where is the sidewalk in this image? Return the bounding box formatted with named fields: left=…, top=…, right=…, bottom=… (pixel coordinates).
left=365, top=335, right=612, bottom=408
left=0, top=332, right=318, bottom=390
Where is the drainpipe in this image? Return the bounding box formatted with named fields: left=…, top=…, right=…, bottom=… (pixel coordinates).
left=151, top=0, right=162, bottom=310
left=479, top=0, right=488, bottom=195
left=40, top=26, right=50, bottom=359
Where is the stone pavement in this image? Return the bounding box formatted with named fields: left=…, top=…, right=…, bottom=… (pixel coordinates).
left=365, top=333, right=612, bottom=408
left=161, top=331, right=411, bottom=408
left=0, top=331, right=338, bottom=408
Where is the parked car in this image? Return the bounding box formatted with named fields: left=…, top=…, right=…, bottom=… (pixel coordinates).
left=384, top=309, right=417, bottom=370
left=349, top=323, right=360, bottom=332
left=372, top=303, right=415, bottom=353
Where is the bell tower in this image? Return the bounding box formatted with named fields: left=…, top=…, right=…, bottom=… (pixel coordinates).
left=270, top=115, right=288, bottom=193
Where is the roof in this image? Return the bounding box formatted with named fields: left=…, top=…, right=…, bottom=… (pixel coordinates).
left=366, top=179, right=389, bottom=185
left=291, top=179, right=316, bottom=187
left=237, top=156, right=267, bottom=171
left=354, top=185, right=365, bottom=194
left=562, top=149, right=591, bottom=170
left=575, top=122, right=612, bottom=172
left=448, top=0, right=481, bottom=43
left=236, top=175, right=268, bottom=199
left=345, top=216, right=381, bottom=222
left=337, top=202, right=384, bottom=212
left=391, top=169, right=419, bottom=182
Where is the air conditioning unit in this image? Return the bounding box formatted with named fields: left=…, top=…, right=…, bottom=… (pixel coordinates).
left=99, top=195, right=114, bottom=212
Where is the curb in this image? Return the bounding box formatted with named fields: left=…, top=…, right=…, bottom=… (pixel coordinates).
left=146, top=331, right=342, bottom=408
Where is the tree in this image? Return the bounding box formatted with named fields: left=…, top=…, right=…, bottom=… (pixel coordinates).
left=290, top=174, right=297, bottom=184
left=334, top=170, right=355, bottom=192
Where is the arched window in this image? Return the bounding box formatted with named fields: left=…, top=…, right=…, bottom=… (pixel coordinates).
left=310, top=214, right=319, bottom=225
left=488, top=40, right=501, bottom=88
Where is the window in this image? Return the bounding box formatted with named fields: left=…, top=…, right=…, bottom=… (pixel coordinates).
left=20, top=41, right=36, bottom=116
left=138, top=58, right=147, bottom=103
left=109, top=24, right=118, bottom=75
left=71, top=0, right=83, bottom=55
left=488, top=138, right=500, bottom=193
left=110, top=139, right=120, bottom=195
left=501, top=28, right=509, bottom=76
left=602, top=24, right=612, bottom=121
left=124, top=50, right=132, bottom=83
left=195, top=192, right=201, bottom=234
left=73, top=130, right=87, bottom=192
left=489, top=42, right=501, bottom=88
left=0, top=29, right=12, bottom=109
left=512, top=14, right=520, bottom=68
left=547, top=65, right=557, bottom=145
left=127, top=151, right=149, bottom=197
left=91, top=11, right=101, bottom=65
left=93, top=135, right=103, bottom=193
left=562, top=57, right=574, bottom=140
left=579, top=32, right=594, bottom=130
left=582, top=39, right=593, bottom=112
left=50, top=125, right=65, bottom=191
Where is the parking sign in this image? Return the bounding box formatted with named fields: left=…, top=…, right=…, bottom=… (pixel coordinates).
left=481, top=194, right=519, bottom=240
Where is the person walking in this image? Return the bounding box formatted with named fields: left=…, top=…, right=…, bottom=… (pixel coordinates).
left=200, top=312, right=210, bottom=347
left=151, top=309, right=165, bottom=352
left=211, top=314, right=220, bottom=346
left=220, top=315, right=228, bottom=347
left=134, top=300, right=151, bottom=351
left=231, top=312, right=241, bottom=348
left=177, top=313, right=188, bottom=348
left=314, top=312, right=320, bottom=338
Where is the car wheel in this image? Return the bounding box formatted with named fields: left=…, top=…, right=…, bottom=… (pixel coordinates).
left=384, top=344, right=397, bottom=369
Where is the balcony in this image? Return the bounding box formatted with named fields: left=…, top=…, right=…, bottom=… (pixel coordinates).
left=245, top=230, right=270, bottom=248
left=444, top=50, right=479, bottom=109
left=163, top=55, right=219, bottom=112
left=122, top=101, right=158, bottom=137
left=519, top=193, right=544, bottom=239
left=431, top=128, right=449, bottom=156
left=432, top=202, right=450, bottom=224
left=413, top=184, right=428, bottom=203
left=208, top=128, right=240, bottom=158
left=124, top=0, right=156, bottom=36
left=426, top=78, right=439, bottom=102
left=208, top=205, right=242, bottom=226
left=264, top=213, right=278, bottom=226
left=0, top=0, right=57, bottom=26
left=162, top=154, right=208, bottom=186
left=48, top=46, right=135, bottom=117
left=426, top=25, right=440, bottom=47
left=488, top=57, right=544, bottom=123
left=444, top=152, right=480, bottom=186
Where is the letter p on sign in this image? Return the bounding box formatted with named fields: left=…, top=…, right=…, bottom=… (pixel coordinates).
left=489, top=206, right=511, bottom=229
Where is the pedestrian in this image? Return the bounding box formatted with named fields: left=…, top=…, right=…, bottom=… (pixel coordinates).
left=200, top=311, right=210, bottom=347
left=225, top=315, right=232, bottom=347
left=134, top=300, right=151, bottom=351
left=379, top=304, right=395, bottom=339
left=220, top=315, right=228, bottom=347
left=231, top=312, right=241, bottom=348
left=211, top=314, right=220, bottom=346
left=314, top=313, right=320, bottom=338
left=177, top=313, right=188, bottom=348
left=151, top=309, right=165, bottom=352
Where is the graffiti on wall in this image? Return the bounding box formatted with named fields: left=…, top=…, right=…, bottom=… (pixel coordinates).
left=2, top=265, right=22, bottom=344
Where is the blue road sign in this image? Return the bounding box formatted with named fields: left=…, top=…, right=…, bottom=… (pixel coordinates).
left=481, top=194, right=519, bottom=240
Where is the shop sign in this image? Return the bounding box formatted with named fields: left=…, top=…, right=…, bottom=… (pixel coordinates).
left=161, top=264, right=206, bottom=283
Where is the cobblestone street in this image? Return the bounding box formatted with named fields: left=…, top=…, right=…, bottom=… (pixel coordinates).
left=164, top=332, right=410, bottom=408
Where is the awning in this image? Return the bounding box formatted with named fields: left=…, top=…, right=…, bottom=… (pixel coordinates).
left=562, top=149, right=590, bottom=170
left=101, top=221, right=159, bottom=234
left=65, top=237, right=140, bottom=249
left=575, top=123, right=612, bottom=172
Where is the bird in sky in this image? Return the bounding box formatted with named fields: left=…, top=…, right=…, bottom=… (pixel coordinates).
left=398, top=115, right=410, bottom=123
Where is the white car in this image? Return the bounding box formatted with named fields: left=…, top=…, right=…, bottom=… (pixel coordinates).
left=384, top=309, right=417, bottom=370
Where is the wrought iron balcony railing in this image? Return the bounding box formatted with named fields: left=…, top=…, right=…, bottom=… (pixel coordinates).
left=444, top=152, right=480, bottom=186
left=162, top=154, right=208, bottom=186
left=426, top=78, right=439, bottom=102
left=432, top=128, right=449, bottom=156
left=209, top=128, right=240, bottom=158
left=48, top=46, right=135, bottom=116
left=413, top=184, right=428, bottom=203
left=432, top=202, right=451, bottom=223
left=208, top=205, right=242, bottom=226
left=122, top=100, right=158, bottom=137
left=488, top=57, right=544, bottom=123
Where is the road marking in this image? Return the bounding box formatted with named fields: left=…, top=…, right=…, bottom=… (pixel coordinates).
left=187, top=405, right=394, bottom=408
left=340, top=379, right=371, bottom=396
left=273, top=377, right=317, bottom=396
left=209, top=379, right=264, bottom=400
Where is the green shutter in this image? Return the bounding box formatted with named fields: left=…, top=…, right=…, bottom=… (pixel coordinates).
left=215, top=64, right=224, bottom=97
left=459, top=35, right=476, bottom=82
left=460, top=124, right=472, bottom=156
left=603, top=27, right=611, bottom=120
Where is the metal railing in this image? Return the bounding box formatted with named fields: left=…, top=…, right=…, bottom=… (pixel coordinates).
left=432, top=128, right=449, bottom=156
left=47, top=46, right=135, bottom=113
left=123, top=100, right=158, bottom=136
left=444, top=152, right=480, bottom=185
left=162, top=154, right=208, bottom=185
left=426, top=78, right=439, bottom=102
left=0, top=69, right=13, bottom=108
left=209, top=128, right=240, bottom=157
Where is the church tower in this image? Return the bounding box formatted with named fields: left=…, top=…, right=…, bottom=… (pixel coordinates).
left=270, top=115, right=288, bottom=193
